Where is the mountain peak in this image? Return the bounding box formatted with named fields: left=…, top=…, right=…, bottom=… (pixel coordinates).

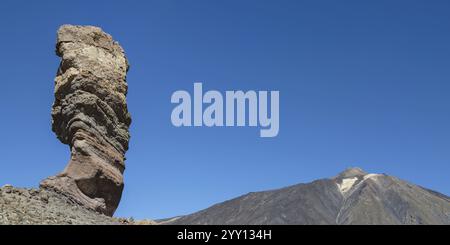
left=336, top=167, right=368, bottom=179
left=167, top=167, right=450, bottom=225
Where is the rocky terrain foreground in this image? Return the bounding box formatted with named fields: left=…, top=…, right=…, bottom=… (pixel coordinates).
left=0, top=185, right=156, bottom=225
left=0, top=185, right=120, bottom=225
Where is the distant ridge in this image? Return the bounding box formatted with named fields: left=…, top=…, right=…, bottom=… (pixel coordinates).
left=165, top=168, right=450, bottom=225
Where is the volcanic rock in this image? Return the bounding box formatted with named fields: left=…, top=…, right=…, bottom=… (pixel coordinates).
left=40, top=25, right=131, bottom=216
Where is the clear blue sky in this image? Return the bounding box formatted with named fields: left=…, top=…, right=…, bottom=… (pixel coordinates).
left=0, top=0, right=449, bottom=219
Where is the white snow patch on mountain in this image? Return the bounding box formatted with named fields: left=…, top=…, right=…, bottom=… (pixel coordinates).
left=337, top=177, right=358, bottom=193
left=364, top=174, right=382, bottom=180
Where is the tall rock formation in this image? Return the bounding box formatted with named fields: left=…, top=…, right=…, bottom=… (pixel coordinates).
left=40, top=25, right=131, bottom=216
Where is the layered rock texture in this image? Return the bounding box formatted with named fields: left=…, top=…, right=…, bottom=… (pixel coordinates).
left=166, top=168, right=450, bottom=225
left=40, top=25, right=131, bottom=216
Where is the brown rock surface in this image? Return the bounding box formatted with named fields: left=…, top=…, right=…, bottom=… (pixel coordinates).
left=40, top=25, right=131, bottom=216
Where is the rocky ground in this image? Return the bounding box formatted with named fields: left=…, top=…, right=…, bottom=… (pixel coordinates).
left=0, top=185, right=154, bottom=225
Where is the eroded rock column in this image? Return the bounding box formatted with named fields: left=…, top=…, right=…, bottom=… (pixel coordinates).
left=40, top=25, right=131, bottom=216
